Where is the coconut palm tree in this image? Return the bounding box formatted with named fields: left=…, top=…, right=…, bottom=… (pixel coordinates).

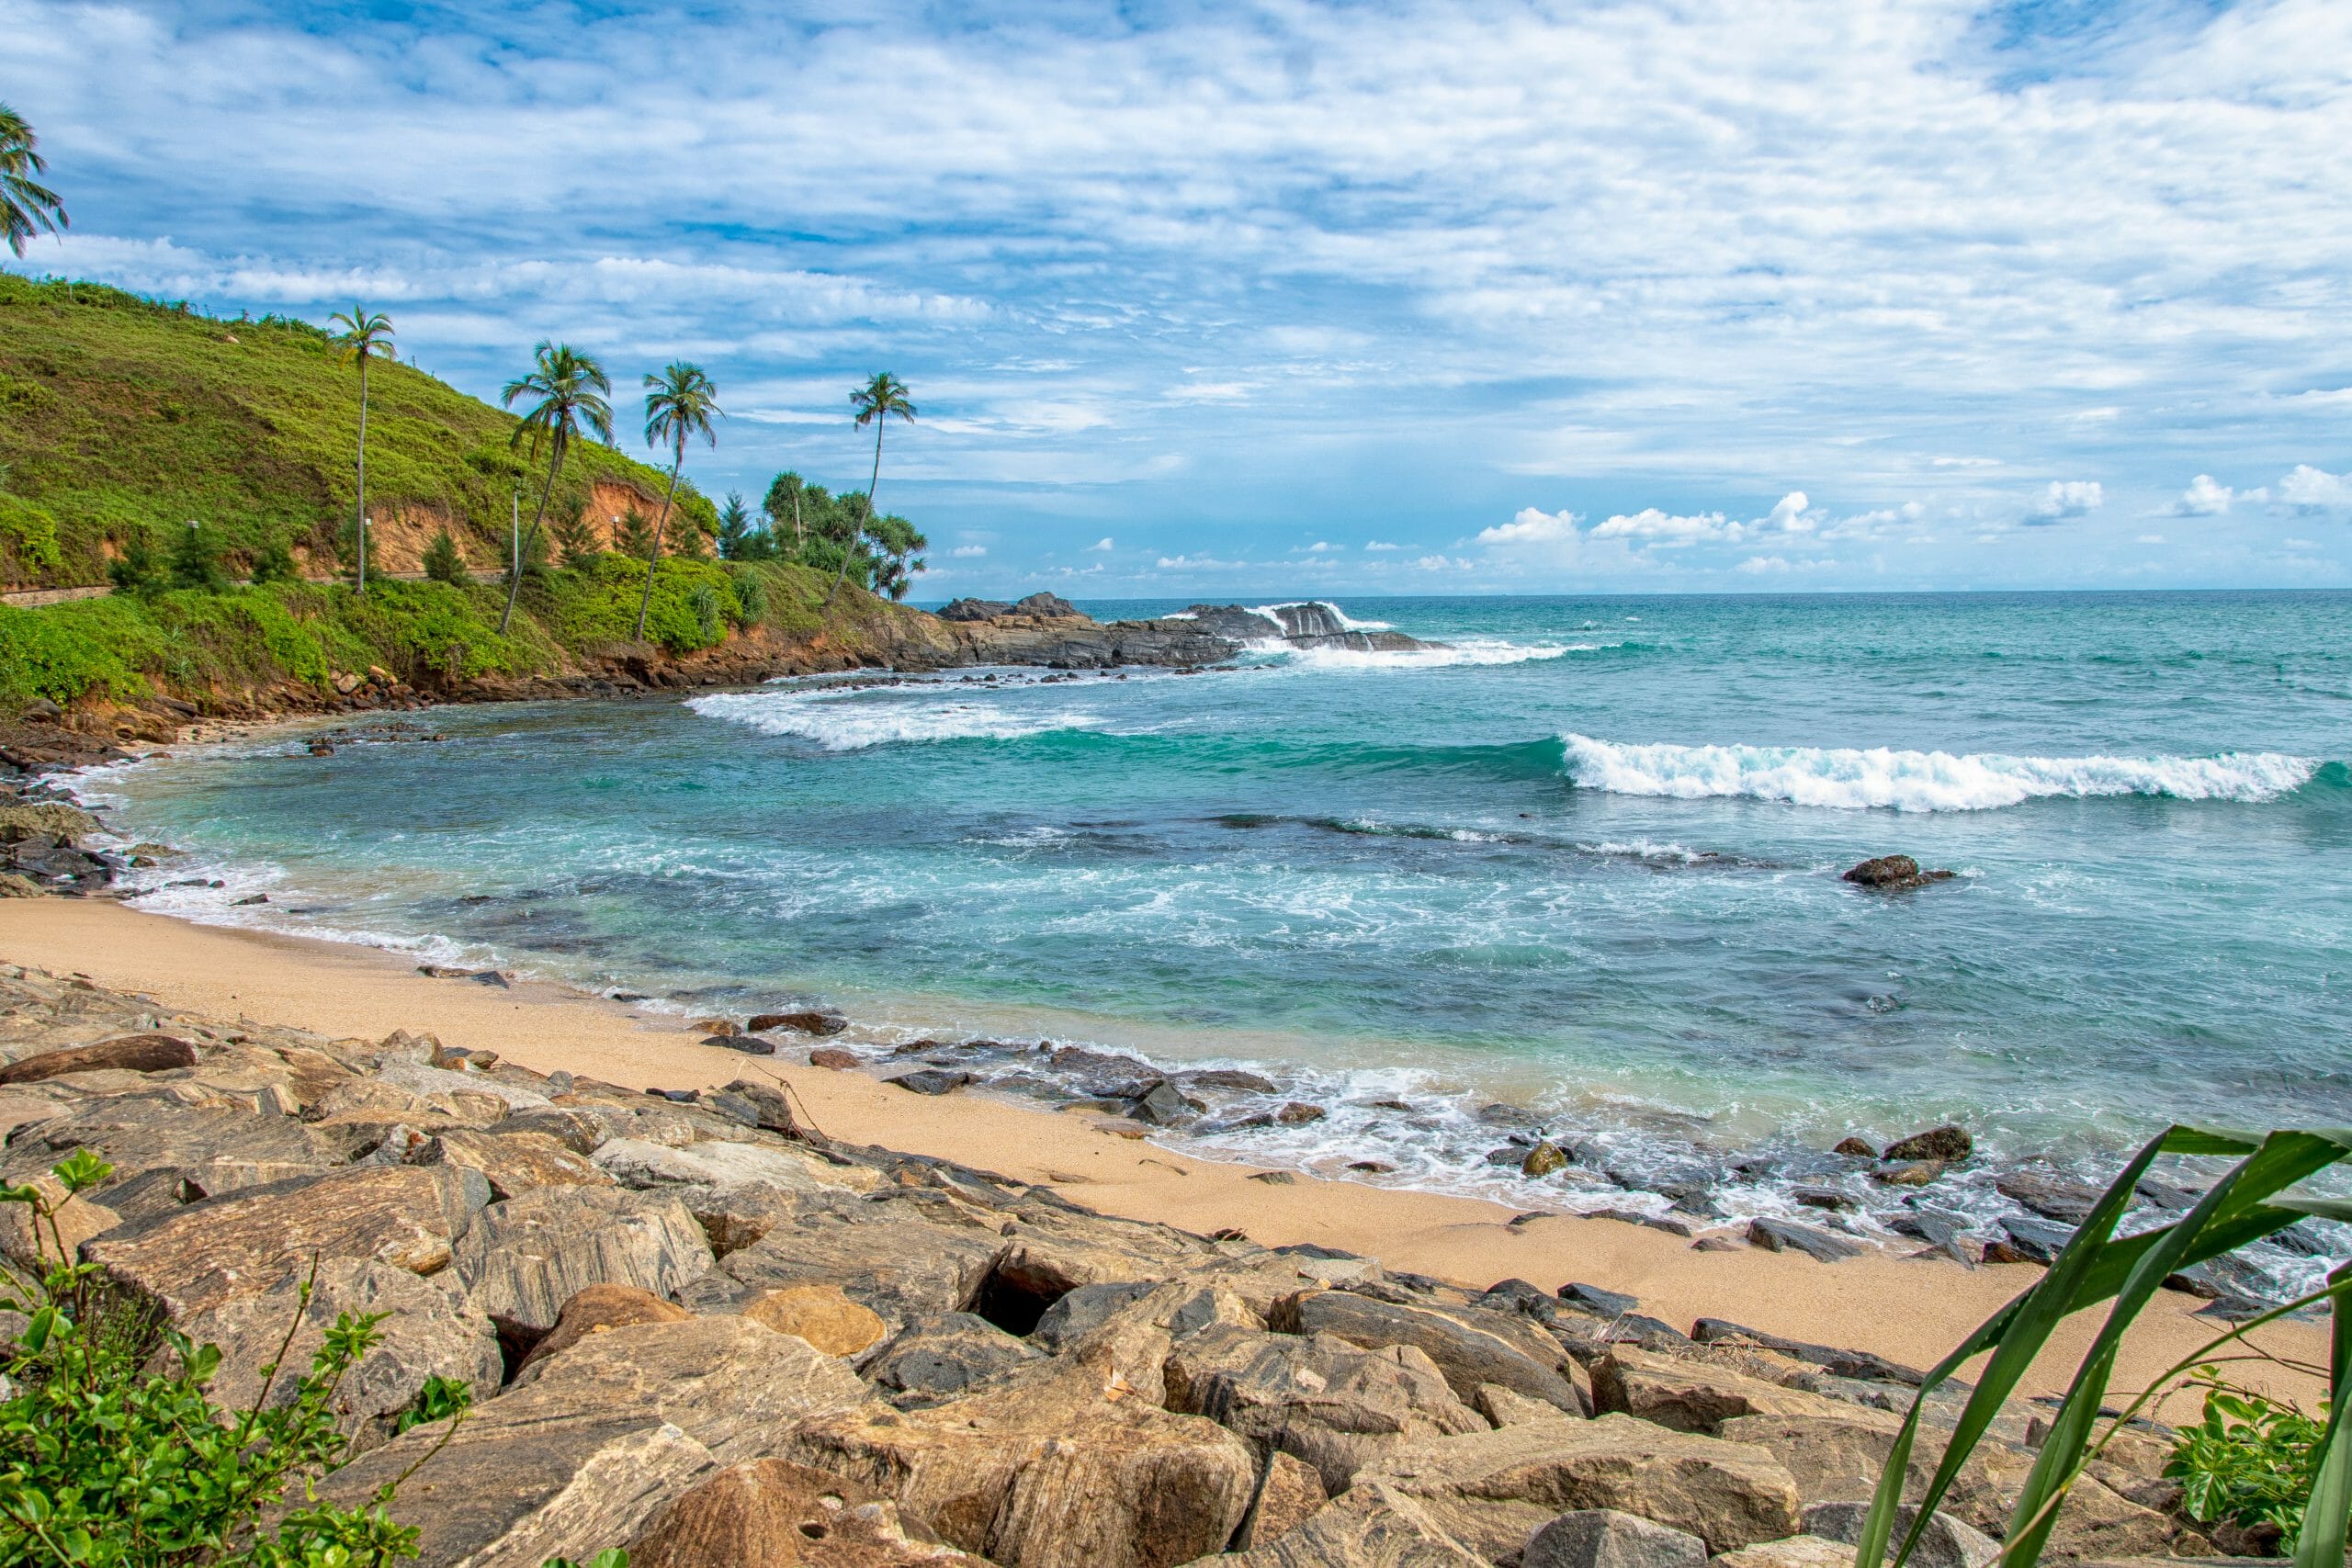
left=632, top=362, right=722, bottom=642
left=0, top=104, right=67, bottom=259
left=327, top=307, right=395, bottom=593
left=827, top=372, right=916, bottom=608
left=499, top=343, right=613, bottom=634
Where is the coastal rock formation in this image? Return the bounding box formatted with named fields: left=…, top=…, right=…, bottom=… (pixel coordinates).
left=0, top=963, right=2206, bottom=1568
left=1840, top=855, right=1956, bottom=891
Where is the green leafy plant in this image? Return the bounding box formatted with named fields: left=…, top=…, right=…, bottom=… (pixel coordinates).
left=2169, top=1367, right=2330, bottom=1552
left=168, top=520, right=228, bottom=592
left=105, top=530, right=164, bottom=596
left=1860, top=1127, right=2351, bottom=1568
left=247, top=534, right=299, bottom=585
left=542, top=1553, right=628, bottom=1568
left=0, top=1150, right=461, bottom=1565
left=686, top=582, right=722, bottom=644
left=421, top=529, right=468, bottom=586
left=393, top=1374, right=475, bottom=1438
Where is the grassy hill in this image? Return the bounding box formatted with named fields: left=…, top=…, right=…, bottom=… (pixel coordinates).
left=0, top=274, right=711, bottom=588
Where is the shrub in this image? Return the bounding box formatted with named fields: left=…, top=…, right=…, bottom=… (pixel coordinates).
left=2169, top=1369, right=2331, bottom=1553
left=422, top=529, right=469, bottom=586
left=0, top=1150, right=463, bottom=1565
left=729, top=567, right=768, bottom=626
left=107, top=531, right=164, bottom=596
left=248, top=534, right=299, bottom=585
left=687, top=582, right=722, bottom=643
left=615, top=505, right=655, bottom=561
left=168, top=522, right=230, bottom=592
left=0, top=492, right=62, bottom=579
left=549, top=500, right=601, bottom=567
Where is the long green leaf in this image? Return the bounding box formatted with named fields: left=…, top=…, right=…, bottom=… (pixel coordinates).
left=2294, top=1262, right=2350, bottom=1568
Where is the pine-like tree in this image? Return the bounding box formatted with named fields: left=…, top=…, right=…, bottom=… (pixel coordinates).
left=422, top=528, right=469, bottom=585
left=168, top=521, right=228, bottom=592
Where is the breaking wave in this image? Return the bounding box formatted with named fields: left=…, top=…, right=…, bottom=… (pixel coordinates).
left=1560, top=734, right=2323, bottom=812
left=688, top=690, right=1102, bottom=750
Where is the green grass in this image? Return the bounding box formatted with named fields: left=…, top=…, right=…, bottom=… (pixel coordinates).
left=0, top=275, right=713, bottom=588
left=0, top=558, right=852, bottom=710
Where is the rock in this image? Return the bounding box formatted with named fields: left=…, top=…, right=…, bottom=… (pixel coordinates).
left=863, top=1311, right=1045, bottom=1405
left=1744, top=1219, right=1862, bottom=1263
left=971, top=1199, right=1228, bottom=1334
left=0, top=1032, right=199, bottom=1084
left=518, top=1281, right=694, bottom=1373
left=320, top=1316, right=869, bottom=1567
left=692, top=1019, right=741, bottom=1037
left=1248, top=1171, right=1295, bottom=1185
left=1831, top=1138, right=1877, bottom=1158
left=0, top=873, right=42, bottom=897
left=1129, top=1080, right=1199, bottom=1126
left=1211, top=1478, right=1490, bottom=1565
left=1871, top=1161, right=1946, bottom=1187
left=1030, top=1280, right=1159, bottom=1353
left=783, top=1357, right=1257, bottom=1568
left=455, top=1186, right=715, bottom=1337
left=1985, top=1215, right=2075, bottom=1266
left=809, top=1046, right=861, bottom=1070
left=1559, top=1282, right=1641, bottom=1318
left=1994, top=1169, right=2106, bottom=1224
left=689, top=1190, right=1006, bottom=1333
left=1012, top=591, right=1080, bottom=617
left=1590, top=1348, right=1870, bottom=1434
left=1523, top=1509, right=1711, bottom=1568
left=751, top=1009, right=850, bottom=1036
left=940, top=597, right=1016, bottom=622
left=0, top=1170, right=119, bottom=1270
left=1688, top=1322, right=1922, bottom=1387
left=1711, top=1535, right=1856, bottom=1568
left=407, top=1126, right=614, bottom=1200
left=1802, top=1502, right=1999, bottom=1568
left=1236, top=1450, right=1328, bottom=1551
left=889, top=1068, right=975, bottom=1096
left=180, top=1258, right=503, bottom=1450
left=1882, top=1126, right=1972, bottom=1163
left=593, top=1135, right=840, bottom=1194
left=86, top=1164, right=475, bottom=1320
left=1273, top=1101, right=1326, bottom=1125
left=1346, top=1413, right=1802, bottom=1557
left=744, top=1284, right=888, bottom=1356
left=624, top=1459, right=982, bottom=1568
left=1839, top=856, right=1953, bottom=892
left=7, top=1092, right=341, bottom=1211
left=1271, top=1287, right=1586, bottom=1416
left=1164, top=1323, right=1487, bottom=1495
left=1714, top=1415, right=2075, bottom=1544
left=1186, top=1069, right=1282, bottom=1093
left=1522, top=1141, right=1571, bottom=1177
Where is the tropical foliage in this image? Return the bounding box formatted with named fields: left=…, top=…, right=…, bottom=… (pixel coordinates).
left=2169, top=1369, right=2333, bottom=1553
left=829, top=371, right=917, bottom=606
left=0, top=102, right=67, bottom=259
left=1860, top=1125, right=2350, bottom=1568
left=632, top=361, right=721, bottom=641
left=722, top=472, right=925, bottom=601
left=327, top=305, right=394, bottom=592
left=500, top=343, right=614, bottom=634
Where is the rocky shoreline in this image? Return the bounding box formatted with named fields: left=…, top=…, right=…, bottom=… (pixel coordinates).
left=0, top=964, right=2245, bottom=1567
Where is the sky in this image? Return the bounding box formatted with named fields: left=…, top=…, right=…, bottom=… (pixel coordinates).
left=5, top=0, right=2351, bottom=598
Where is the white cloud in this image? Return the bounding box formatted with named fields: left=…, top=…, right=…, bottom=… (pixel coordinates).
left=2278, top=465, right=2352, bottom=512
left=1155, top=553, right=1241, bottom=570
left=2170, top=475, right=2233, bottom=515
left=1302, top=541, right=1340, bottom=553
left=1083, top=537, right=1114, bottom=552
left=950, top=544, right=988, bottom=558
left=1410, top=554, right=1471, bottom=570
left=1363, top=541, right=1402, bottom=552
left=1478, top=509, right=1582, bottom=546
left=2030, top=481, right=2106, bottom=524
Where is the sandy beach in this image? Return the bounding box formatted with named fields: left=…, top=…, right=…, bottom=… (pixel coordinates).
left=10, top=895, right=2326, bottom=1417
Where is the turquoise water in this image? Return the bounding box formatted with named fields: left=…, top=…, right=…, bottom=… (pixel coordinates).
left=80, top=592, right=2352, bottom=1279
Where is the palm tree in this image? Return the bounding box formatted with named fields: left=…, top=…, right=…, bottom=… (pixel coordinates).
left=327, top=307, right=395, bottom=593
left=632, top=362, right=722, bottom=641
left=499, top=343, right=613, bottom=634
left=827, top=372, right=915, bottom=608
left=0, top=104, right=67, bottom=259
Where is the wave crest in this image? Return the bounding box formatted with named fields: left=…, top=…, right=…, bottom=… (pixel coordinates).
left=1560, top=734, right=2321, bottom=812
left=689, top=690, right=1100, bottom=750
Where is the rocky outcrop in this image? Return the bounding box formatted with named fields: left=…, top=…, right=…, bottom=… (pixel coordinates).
left=623, top=1460, right=983, bottom=1568
left=1269, top=1286, right=1587, bottom=1415
left=1840, top=855, right=1955, bottom=892
left=1175, top=604, right=1434, bottom=655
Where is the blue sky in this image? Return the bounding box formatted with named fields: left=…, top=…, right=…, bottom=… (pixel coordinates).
left=5, top=0, right=2350, bottom=596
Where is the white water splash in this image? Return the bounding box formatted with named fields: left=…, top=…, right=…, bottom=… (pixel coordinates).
left=689, top=689, right=1102, bottom=750
left=1561, top=734, right=2321, bottom=812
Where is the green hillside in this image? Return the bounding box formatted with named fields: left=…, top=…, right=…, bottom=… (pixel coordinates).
left=0, top=274, right=712, bottom=587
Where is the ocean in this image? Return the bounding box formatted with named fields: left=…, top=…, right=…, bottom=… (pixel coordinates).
left=74, top=590, right=2352, bottom=1294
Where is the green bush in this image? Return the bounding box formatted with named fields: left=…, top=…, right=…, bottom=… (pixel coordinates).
left=421, top=530, right=468, bottom=586
left=106, top=532, right=164, bottom=596
left=0, top=492, right=62, bottom=579
left=249, top=535, right=299, bottom=585
left=0, top=1151, right=461, bottom=1566
left=2169, top=1370, right=2331, bottom=1552
left=169, top=523, right=230, bottom=592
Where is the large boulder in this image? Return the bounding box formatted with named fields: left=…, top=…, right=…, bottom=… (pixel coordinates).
left=782, top=1360, right=1257, bottom=1568
left=862, top=1312, right=1044, bottom=1406
left=1590, top=1348, right=1870, bottom=1434
left=624, top=1459, right=985, bottom=1568
left=1206, top=1478, right=1491, bottom=1565
left=591, top=1135, right=844, bottom=1194
left=455, top=1186, right=715, bottom=1337
left=319, top=1316, right=869, bottom=1568
left=743, top=1284, right=889, bottom=1357
left=1523, top=1509, right=1711, bottom=1568
left=5, top=1092, right=341, bottom=1216
left=1268, top=1288, right=1586, bottom=1416
left=1164, top=1324, right=1486, bottom=1495
left=0, top=1032, right=198, bottom=1084
left=176, top=1258, right=503, bottom=1451
left=1342, top=1413, right=1803, bottom=1558
left=409, top=1126, right=615, bottom=1200
left=85, top=1163, right=477, bottom=1320
left=1802, top=1502, right=1999, bottom=1568
left=516, top=1282, right=694, bottom=1374
left=684, top=1189, right=1007, bottom=1333
left=1235, top=1451, right=1327, bottom=1551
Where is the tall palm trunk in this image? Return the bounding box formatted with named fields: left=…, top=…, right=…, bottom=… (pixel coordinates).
left=825, top=422, right=887, bottom=610
left=499, top=436, right=564, bottom=636
left=355, top=356, right=370, bottom=593
left=633, top=437, right=684, bottom=641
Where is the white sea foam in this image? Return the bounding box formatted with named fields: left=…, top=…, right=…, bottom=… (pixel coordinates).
left=1247, top=599, right=1395, bottom=632
left=1561, top=734, right=2320, bottom=812
left=688, top=689, right=1100, bottom=750
left=1276, top=637, right=1575, bottom=671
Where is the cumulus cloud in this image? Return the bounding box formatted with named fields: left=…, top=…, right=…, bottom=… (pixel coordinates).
left=2170, top=475, right=2233, bottom=516
left=2278, top=465, right=2352, bottom=512
left=1363, top=541, right=1403, bottom=552
left=1085, top=537, right=1114, bottom=552
left=2029, top=481, right=2106, bottom=524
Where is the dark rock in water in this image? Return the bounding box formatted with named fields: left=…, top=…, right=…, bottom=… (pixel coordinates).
left=2269, top=1219, right=2332, bottom=1258
left=1985, top=1215, right=2075, bottom=1265
left=938, top=597, right=1014, bottom=622
left=807, top=1046, right=859, bottom=1070
left=1690, top=1319, right=1926, bottom=1386
left=1832, top=1136, right=1878, bottom=1158
left=1995, top=1168, right=2106, bottom=1224
left=887, top=1068, right=973, bottom=1097
left=231, top=893, right=268, bottom=906
left=1179, top=602, right=1442, bottom=654
left=705, top=1033, right=779, bottom=1055
left=1182, top=1068, right=1281, bottom=1093
left=1128, top=1080, right=1199, bottom=1126
left=1521, top=1141, right=1569, bottom=1177
left=469, top=970, right=514, bottom=988
left=747, top=1009, right=847, bottom=1037
left=306, top=739, right=334, bottom=756
left=1793, top=1187, right=1855, bottom=1213
left=1485, top=1146, right=1527, bottom=1167
left=1348, top=1160, right=1397, bottom=1174
left=1274, top=1100, right=1327, bottom=1125
left=1745, top=1217, right=1862, bottom=1262
left=1871, top=1160, right=1947, bottom=1187
left=2164, top=1253, right=2273, bottom=1301
left=1012, top=591, right=1079, bottom=618
left=1557, top=1281, right=1641, bottom=1319
left=1029, top=1280, right=1157, bottom=1353
left=1841, top=854, right=1956, bottom=891
left=1589, top=1209, right=1698, bottom=1239
left=2133, top=1177, right=2208, bottom=1212
left=1883, top=1124, right=1972, bottom=1162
